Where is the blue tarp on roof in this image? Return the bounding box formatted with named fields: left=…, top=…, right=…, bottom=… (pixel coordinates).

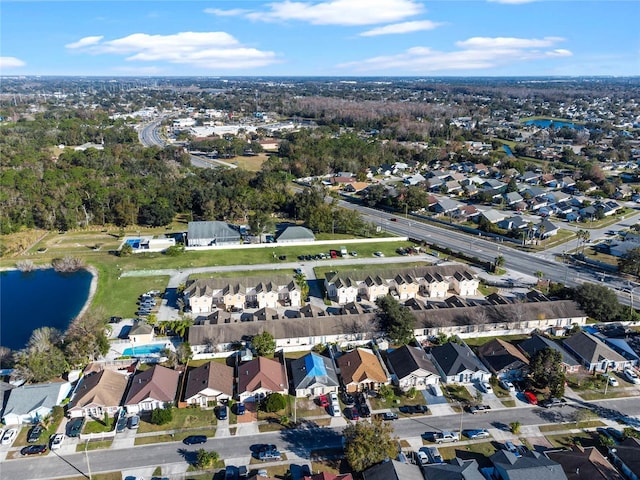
left=304, top=353, right=327, bottom=377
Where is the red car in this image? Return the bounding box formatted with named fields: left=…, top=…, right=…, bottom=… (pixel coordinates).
left=318, top=395, right=329, bottom=408
left=524, top=391, right=538, bottom=405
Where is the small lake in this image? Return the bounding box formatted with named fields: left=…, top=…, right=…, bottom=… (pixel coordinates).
left=0, top=268, right=92, bottom=351
left=524, top=119, right=584, bottom=130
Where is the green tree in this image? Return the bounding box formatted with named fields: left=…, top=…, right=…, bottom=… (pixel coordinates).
left=195, top=449, right=219, bottom=469
left=494, top=255, right=505, bottom=272
left=509, top=421, right=521, bottom=434
left=263, top=393, right=287, bottom=412
left=251, top=331, right=276, bottom=357
left=150, top=407, right=173, bottom=425
left=343, top=415, right=398, bottom=471
left=165, top=244, right=186, bottom=256
left=375, top=295, right=416, bottom=345
left=294, top=273, right=309, bottom=302
left=573, top=283, right=622, bottom=322
left=618, top=247, right=640, bottom=278
left=119, top=243, right=133, bottom=257
left=530, top=347, right=565, bottom=398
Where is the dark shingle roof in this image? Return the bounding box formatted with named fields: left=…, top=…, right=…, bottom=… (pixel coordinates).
left=477, top=339, right=529, bottom=375
left=290, top=353, right=339, bottom=391
left=519, top=334, right=580, bottom=368
left=491, top=450, right=568, bottom=480
left=430, top=342, right=488, bottom=377
left=184, top=361, right=234, bottom=400
left=387, top=345, right=438, bottom=381
left=363, top=460, right=423, bottom=480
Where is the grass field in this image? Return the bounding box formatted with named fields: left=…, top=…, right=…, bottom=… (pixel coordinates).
left=137, top=408, right=216, bottom=433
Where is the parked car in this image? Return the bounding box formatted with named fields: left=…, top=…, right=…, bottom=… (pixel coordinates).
left=116, top=415, right=128, bottom=433
left=479, top=381, right=493, bottom=394
left=468, top=405, right=492, bottom=414
left=623, top=368, right=640, bottom=385
left=318, top=394, right=329, bottom=407
left=128, top=415, right=140, bottom=430
left=216, top=405, right=228, bottom=420
left=499, top=379, right=516, bottom=392
left=350, top=251, right=358, bottom=257
left=426, top=446, right=444, bottom=464
left=21, top=444, right=47, bottom=456
left=380, top=412, right=398, bottom=421
left=341, top=393, right=355, bottom=406
left=67, top=418, right=85, bottom=438
left=373, top=251, right=384, bottom=257
left=349, top=407, right=360, bottom=421
left=258, top=449, right=281, bottom=461
left=463, top=429, right=490, bottom=439
left=1, top=428, right=17, bottom=445
left=605, top=374, right=619, bottom=387
left=28, top=424, right=44, bottom=443
left=540, top=397, right=567, bottom=408
left=358, top=404, right=371, bottom=417
left=183, top=435, right=207, bottom=445
left=504, top=440, right=522, bottom=457
left=606, top=427, right=625, bottom=442
left=416, top=449, right=429, bottom=466
left=523, top=391, right=538, bottom=405
left=50, top=433, right=64, bottom=450
left=236, top=403, right=246, bottom=415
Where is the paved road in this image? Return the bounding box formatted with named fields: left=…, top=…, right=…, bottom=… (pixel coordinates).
left=4, top=395, right=639, bottom=480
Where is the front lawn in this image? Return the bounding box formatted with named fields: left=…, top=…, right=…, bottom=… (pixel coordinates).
left=443, top=385, right=474, bottom=404
left=75, top=439, right=113, bottom=452
left=134, top=428, right=216, bottom=446
left=137, top=407, right=216, bottom=433
left=438, top=442, right=497, bottom=468
left=83, top=418, right=115, bottom=434
left=545, top=431, right=599, bottom=449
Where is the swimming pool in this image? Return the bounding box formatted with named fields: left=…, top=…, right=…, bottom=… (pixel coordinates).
left=125, top=238, right=141, bottom=249
left=122, top=343, right=168, bottom=356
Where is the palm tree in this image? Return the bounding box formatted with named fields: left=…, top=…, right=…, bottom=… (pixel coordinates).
left=494, top=255, right=506, bottom=272
left=294, top=272, right=309, bottom=302
left=28, top=327, right=61, bottom=353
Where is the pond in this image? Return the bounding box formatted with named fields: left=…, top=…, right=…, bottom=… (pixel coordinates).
left=524, top=119, right=584, bottom=130
left=0, top=268, right=92, bottom=351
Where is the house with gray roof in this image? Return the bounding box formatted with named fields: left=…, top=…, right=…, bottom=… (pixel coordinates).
left=276, top=226, right=316, bottom=243
left=290, top=352, right=340, bottom=397
left=432, top=197, right=461, bottom=215
left=504, top=191, right=524, bottom=206
left=479, top=209, right=507, bottom=224
left=429, top=341, right=491, bottom=384
left=186, top=221, right=240, bottom=247
left=545, top=445, right=624, bottom=480
left=2, top=381, right=72, bottom=425
left=386, top=345, right=439, bottom=391
left=423, top=458, right=484, bottom=480
left=518, top=334, right=580, bottom=373
left=478, top=339, right=529, bottom=380
left=563, top=331, right=633, bottom=372
left=490, top=449, right=568, bottom=480
left=608, top=437, right=640, bottom=480
left=363, top=459, right=423, bottom=480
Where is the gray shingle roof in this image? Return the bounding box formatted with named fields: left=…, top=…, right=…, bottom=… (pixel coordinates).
left=430, top=342, right=489, bottom=377
left=519, top=334, right=580, bottom=368
left=563, top=331, right=627, bottom=365
left=290, top=352, right=339, bottom=391
left=386, top=345, right=438, bottom=382
left=491, top=450, right=568, bottom=480
left=276, top=226, right=315, bottom=242
left=363, top=460, right=423, bottom=480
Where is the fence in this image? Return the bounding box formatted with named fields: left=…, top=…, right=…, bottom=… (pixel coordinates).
left=184, top=236, right=407, bottom=252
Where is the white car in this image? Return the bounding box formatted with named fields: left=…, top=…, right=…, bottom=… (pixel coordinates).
left=623, top=368, right=640, bottom=385
left=479, top=382, right=493, bottom=394
left=499, top=380, right=516, bottom=392
left=606, top=375, right=619, bottom=387
left=416, top=450, right=429, bottom=466
left=1, top=428, right=17, bottom=445
left=50, top=433, right=64, bottom=450
left=373, top=251, right=384, bottom=257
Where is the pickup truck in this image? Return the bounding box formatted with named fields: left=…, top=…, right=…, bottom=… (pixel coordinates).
left=540, top=397, right=567, bottom=408
left=434, top=431, right=459, bottom=444
left=468, top=405, right=491, bottom=414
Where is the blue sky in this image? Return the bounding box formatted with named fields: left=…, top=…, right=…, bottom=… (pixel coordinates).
left=1, top=0, right=639, bottom=77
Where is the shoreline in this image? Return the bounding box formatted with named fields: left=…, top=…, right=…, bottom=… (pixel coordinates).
left=73, top=264, right=98, bottom=322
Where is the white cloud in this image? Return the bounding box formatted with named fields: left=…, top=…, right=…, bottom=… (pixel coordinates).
left=64, top=31, right=279, bottom=69
left=203, top=8, right=250, bottom=17
left=65, top=36, right=104, bottom=49
left=0, top=56, right=26, bottom=69
left=360, top=20, right=442, bottom=37
left=457, top=36, right=564, bottom=49
left=338, top=36, right=572, bottom=73
left=247, top=0, right=424, bottom=26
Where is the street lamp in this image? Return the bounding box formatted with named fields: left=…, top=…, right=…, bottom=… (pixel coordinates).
left=629, top=286, right=640, bottom=320
left=85, top=439, right=92, bottom=480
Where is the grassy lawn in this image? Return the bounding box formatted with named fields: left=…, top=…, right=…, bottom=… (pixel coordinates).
left=83, top=419, right=115, bottom=434
left=463, top=334, right=529, bottom=347
left=538, top=420, right=604, bottom=433
left=439, top=442, right=497, bottom=461
left=443, top=385, right=474, bottom=404
left=231, top=153, right=269, bottom=171
left=75, top=439, right=113, bottom=452
left=545, top=431, right=598, bottom=449
left=249, top=453, right=288, bottom=465
left=134, top=428, right=216, bottom=445
left=189, top=269, right=289, bottom=280
left=137, top=408, right=216, bottom=433
left=314, top=258, right=430, bottom=279
left=258, top=422, right=286, bottom=433
left=580, top=388, right=638, bottom=401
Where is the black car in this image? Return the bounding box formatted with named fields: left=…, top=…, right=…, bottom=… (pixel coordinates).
left=128, top=415, right=140, bottom=429
left=358, top=404, right=371, bottom=417
left=67, top=417, right=85, bottom=437
left=341, top=393, right=355, bottom=406
left=399, top=405, right=417, bottom=414
left=215, top=405, right=228, bottom=420
left=27, top=425, right=44, bottom=443
left=183, top=435, right=207, bottom=445
left=235, top=403, right=246, bottom=415
left=116, top=415, right=127, bottom=433
left=21, top=444, right=47, bottom=456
